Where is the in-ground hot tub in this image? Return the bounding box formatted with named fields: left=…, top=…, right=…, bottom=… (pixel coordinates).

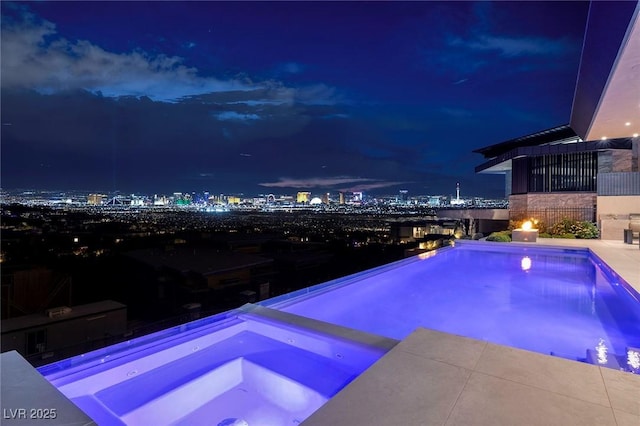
left=38, top=306, right=396, bottom=426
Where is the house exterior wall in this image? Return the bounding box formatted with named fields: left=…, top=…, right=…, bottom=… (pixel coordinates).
left=207, top=269, right=252, bottom=290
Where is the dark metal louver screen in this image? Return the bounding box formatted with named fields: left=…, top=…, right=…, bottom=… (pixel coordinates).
left=524, top=152, right=598, bottom=193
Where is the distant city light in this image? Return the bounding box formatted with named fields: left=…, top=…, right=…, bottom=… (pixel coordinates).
left=0, top=188, right=509, bottom=212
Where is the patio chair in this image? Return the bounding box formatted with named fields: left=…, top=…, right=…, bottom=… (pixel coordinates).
left=629, top=214, right=640, bottom=239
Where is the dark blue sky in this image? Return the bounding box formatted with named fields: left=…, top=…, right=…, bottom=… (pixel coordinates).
left=1, top=1, right=589, bottom=198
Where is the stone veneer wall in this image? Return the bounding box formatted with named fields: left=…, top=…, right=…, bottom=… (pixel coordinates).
left=509, top=193, right=640, bottom=240
left=508, top=193, right=597, bottom=228
left=598, top=150, right=633, bottom=173
left=509, top=193, right=597, bottom=211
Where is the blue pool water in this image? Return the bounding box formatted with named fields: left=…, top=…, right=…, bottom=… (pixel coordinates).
left=39, top=307, right=393, bottom=425
left=262, top=242, right=640, bottom=369
left=39, top=242, right=640, bottom=425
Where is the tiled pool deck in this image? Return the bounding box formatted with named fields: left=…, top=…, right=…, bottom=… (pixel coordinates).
left=302, top=239, right=640, bottom=426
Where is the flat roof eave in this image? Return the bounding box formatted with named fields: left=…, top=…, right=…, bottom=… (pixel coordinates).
left=473, top=125, right=575, bottom=158
left=476, top=159, right=512, bottom=174
left=475, top=138, right=632, bottom=174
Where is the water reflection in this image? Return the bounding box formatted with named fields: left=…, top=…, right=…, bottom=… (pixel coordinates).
left=595, top=339, right=608, bottom=364
left=627, top=349, right=640, bottom=372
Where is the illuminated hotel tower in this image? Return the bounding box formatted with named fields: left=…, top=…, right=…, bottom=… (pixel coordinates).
left=296, top=192, right=311, bottom=203
left=450, top=182, right=465, bottom=205
left=87, top=194, right=105, bottom=205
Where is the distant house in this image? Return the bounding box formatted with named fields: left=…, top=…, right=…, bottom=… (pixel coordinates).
left=474, top=1, right=640, bottom=239
left=390, top=220, right=458, bottom=243
left=1, top=300, right=127, bottom=362
left=125, top=246, right=275, bottom=309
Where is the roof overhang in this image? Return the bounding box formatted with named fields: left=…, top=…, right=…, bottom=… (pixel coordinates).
left=570, top=1, right=640, bottom=141
left=476, top=159, right=512, bottom=174
left=476, top=138, right=632, bottom=174
left=473, top=125, right=577, bottom=159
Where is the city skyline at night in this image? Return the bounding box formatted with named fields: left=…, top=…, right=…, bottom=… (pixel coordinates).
left=1, top=1, right=590, bottom=197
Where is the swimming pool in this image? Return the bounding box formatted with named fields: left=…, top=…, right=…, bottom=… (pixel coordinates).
left=38, top=306, right=395, bottom=426
left=261, top=241, right=640, bottom=371
left=39, top=241, right=640, bottom=425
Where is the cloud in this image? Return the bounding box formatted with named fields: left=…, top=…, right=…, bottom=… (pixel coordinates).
left=0, top=9, right=343, bottom=106
left=440, top=107, right=473, bottom=118
left=294, top=84, right=343, bottom=106
left=0, top=13, right=253, bottom=102
left=197, top=83, right=342, bottom=107
left=259, top=176, right=375, bottom=189
left=216, top=111, right=261, bottom=122
left=258, top=176, right=407, bottom=192
left=424, top=30, right=575, bottom=81
left=227, top=99, right=288, bottom=107
left=322, top=113, right=350, bottom=119
left=450, top=34, right=570, bottom=57
left=280, top=62, right=304, bottom=74
left=341, top=181, right=406, bottom=192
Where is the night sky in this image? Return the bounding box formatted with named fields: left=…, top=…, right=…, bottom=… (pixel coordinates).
left=1, top=1, right=589, bottom=198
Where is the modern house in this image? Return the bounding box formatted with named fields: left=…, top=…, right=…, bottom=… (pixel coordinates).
left=475, top=0, right=640, bottom=240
